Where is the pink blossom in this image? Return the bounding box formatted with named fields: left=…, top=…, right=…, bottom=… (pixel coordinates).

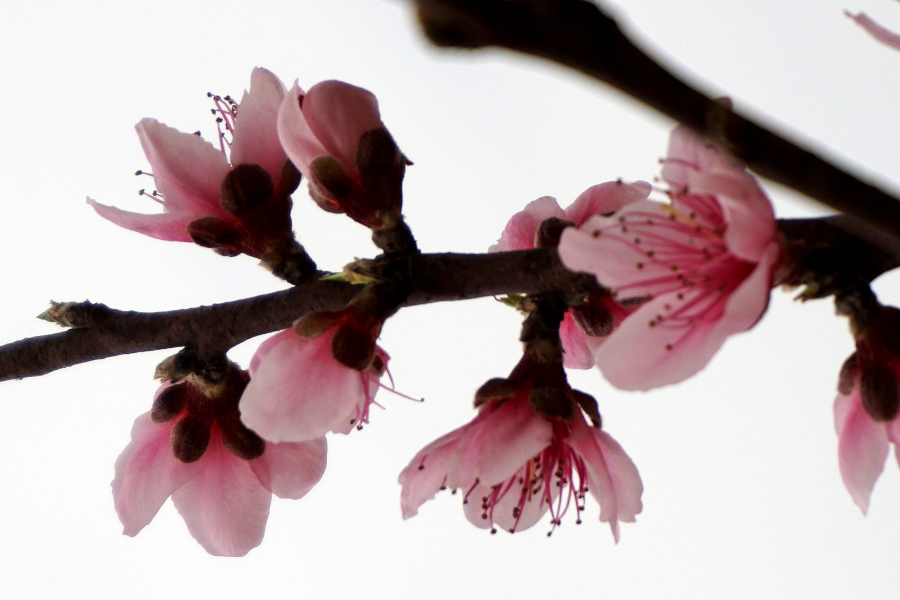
left=834, top=386, right=899, bottom=514
left=398, top=389, right=642, bottom=540
left=239, top=325, right=389, bottom=443
left=112, top=377, right=327, bottom=557
left=833, top=305, right=900, bottom=513
left=490, top=182, right=650, bottom=369
left=558, top=126, right=782, bottom=390
left=845, top=11, right=900, bottom=51
left=277, top=80, right=406, bottom=229
left=89, top=68, right=293, bottom=255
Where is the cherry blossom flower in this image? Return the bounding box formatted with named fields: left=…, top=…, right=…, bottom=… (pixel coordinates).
left=239, top=321, right=389, bottom=443
left=558, top=126, right=782, bottom=390
left=112, top=369, right=327, bottom=556
left=277, top=80, right=407, bottom=229
left=845, top=11, right=900, bottom=51
left=490, top=182, right=650, bottom=369
left=834, top=384, right=900, bottom=515
left=399, top=387, right=641, bottom=540
left=834, top=305, right=900, bottom=513
left=89, top=68, right=297, bottom=257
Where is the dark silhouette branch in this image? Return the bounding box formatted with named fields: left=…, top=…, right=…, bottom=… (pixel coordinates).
left=0, top=216, right=895, bottom=383
left=0, top=249, right=597, bottom=383
left=413, top=0, right=900, bottom=241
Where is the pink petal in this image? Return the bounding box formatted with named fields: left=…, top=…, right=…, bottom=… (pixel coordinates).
left=230, top=68, right=288, bottom=186
left=560, top=311, right=595, bottom=370
left=111, top=411, right=201, bottom=536
left=661, top=125, right=738, bottom=188
left=568, top=417, right=642, bottom=542
left=276, top=82, right=327, bottom=180
left=449, top=396, right=553, bottom=490
left=564, top=180, right=651, bottom=227
left=87, top=198, right=194, bottom=242
left=398, top=426, right=470, bottom=519
left=136, top=119, right=231, bottom=216
left=302, top=81, right=382, bottom=178
left=250, top=437, right=327, bottom=500
left=846, top=11, right=900, bottom=51
left=835, top=391, right=890, bottom=514
left=594, top=241, right=777, bottom=390
left=690, top=171, right=776, bottom=263
left=240, top=328, right=367, bottom=442
left=488, top=196, right=565, bottom=252
left=461, top=469, right=557, bottom=532
left=171, top=428, right=271, bottom=557
left=559, top=204, right=687, bottom=299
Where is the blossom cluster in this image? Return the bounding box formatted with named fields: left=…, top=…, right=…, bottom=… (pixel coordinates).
left=85, top=62, right=886, bottom=557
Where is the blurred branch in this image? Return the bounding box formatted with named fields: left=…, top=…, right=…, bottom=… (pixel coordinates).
left=0, top=216, right=894, bottom=382
left=413, top=0, right=900, bottom=241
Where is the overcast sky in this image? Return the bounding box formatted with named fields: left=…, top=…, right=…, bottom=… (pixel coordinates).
left=1, top=0, right=899, bottom=598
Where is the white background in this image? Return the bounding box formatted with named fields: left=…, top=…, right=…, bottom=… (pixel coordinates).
left=1, top=0, right=899, bottom=598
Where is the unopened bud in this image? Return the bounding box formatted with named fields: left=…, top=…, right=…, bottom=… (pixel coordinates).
left=220, top=163, right=275, bottom=216
left=151, top=384, right=188, bottom=423
left=860, top=365, right=900, bottom=422
left=171, top=415, right=211, bottom=463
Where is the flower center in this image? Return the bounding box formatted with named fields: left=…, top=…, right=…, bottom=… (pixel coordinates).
left=467, top=423, right=588, bottom=536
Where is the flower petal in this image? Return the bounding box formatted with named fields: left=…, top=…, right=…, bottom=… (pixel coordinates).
left=302, top=81, right=382, bottom=178
left=230, top=68, right=288, bottom=185
left=250, top=437, right=327, bottom=500
left=846, top=11, right=900, bottom=51
left=690, top=171, right=776, bottom=263
left=171, top=428, right=271, bottom=556
left=569, top=417, right=642, bottom=542
left=111, top=411, right=200, bottom=536
left=560, top=311, right=595, bottom=370
left=449, top=396, right=553, bottom=490
left=593, top=241, right=777, bottom=390
left=559, top=204, right=688, bottom=299
left=87, top=198, right=194, bottom=242
left=276, top=82, right=326, bottom=180
left=835, top=391, right=890, bottom=514
left=564, top=180, right=651, bottom=227
left=489, top=196, right=565, bottom=252
left=398, top=426, right=470, bottom=519
left=241, top=328, right=367, bottom=442
left=136, top=118, right=230, bottom=216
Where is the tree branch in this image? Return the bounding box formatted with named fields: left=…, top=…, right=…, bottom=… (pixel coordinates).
left=0, top=216, right=894, bottom=383
left=413, top=0, right=900, bottom=241
left=0, top=249, right=597, bottom=382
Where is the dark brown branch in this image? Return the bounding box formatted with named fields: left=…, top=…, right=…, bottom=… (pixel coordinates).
left=0, top=215, right=894, bottom=383
left=413, top=0, right=900, bottom=241
left=0, top=249, right=597, bottom=383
